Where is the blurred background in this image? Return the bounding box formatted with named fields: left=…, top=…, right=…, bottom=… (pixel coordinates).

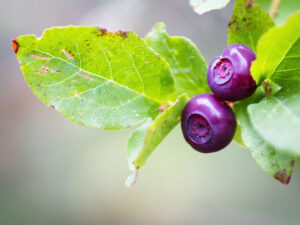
left=1, top=0, right=300, bottom=224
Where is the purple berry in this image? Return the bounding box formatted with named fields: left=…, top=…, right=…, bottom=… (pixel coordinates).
left=207, top=43, right=257, bottom=101
left=181, top=93, right=236, bottom=153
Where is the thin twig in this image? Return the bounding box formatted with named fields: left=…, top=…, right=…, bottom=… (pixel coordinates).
left=269, top=0, right=282, bottom=19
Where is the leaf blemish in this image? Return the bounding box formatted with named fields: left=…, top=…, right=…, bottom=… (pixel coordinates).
left=246, top=0, right=253, bottom=9
left=77, top=71, right=95, bottom=81
left=12, top=39, right=19, bottom=54
left=31, top=53, right=51, bottom=60
left=42, top=64, right=50, bottom=72
left=99, top=28, right=108, bottom=35
left=290, top=160, right=295, bottom=167
left=118, top=30, right=129, bottom=38
left=274, top=169, right=291, bottom=185
left=105, top=48, right=112, bottom=56
left=61, top=49, right=74, bottom=60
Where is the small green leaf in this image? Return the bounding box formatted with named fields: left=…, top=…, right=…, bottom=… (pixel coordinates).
left=251, top=12, right=300, bottom=84
left=256, top=0, right=300, bottom=25
left=145, top=23, right=209, bottom=98
left=234, top=87, right=294, bottom=184
left=228, top=0, right=274, bottom=52
left=14, top=26, right=176, bottom=130
left=126, top=94, right=188, bottom=186
left=189, top=0, right=231, bottom=15
left=248, top=85, right=300, bottom=156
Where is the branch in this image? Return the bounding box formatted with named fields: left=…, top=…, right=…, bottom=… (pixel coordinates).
left=269, top=0, right=282, bottom=19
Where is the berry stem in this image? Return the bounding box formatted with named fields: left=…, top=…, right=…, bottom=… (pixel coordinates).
left=225, top=101, right=234, bottom=108
left=269, top=0, right=282, bottom=19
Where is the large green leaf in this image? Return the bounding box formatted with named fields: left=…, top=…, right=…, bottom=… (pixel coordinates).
left=189, top=0, right=231, bottom=15
left=228, top=0, right=274, bottom=52
left=14, top=26, right=176, bottom=130
left=126, top=94, right=188, bottom=186
left=145, top=23, right=209, bottom=98
left=251, top=12, right=300, bottom=85
left=256, top=0, right=300, bottom=25
left=248, top=85, right=300, bottom=156
left=234, top=87, right=294, bottom=184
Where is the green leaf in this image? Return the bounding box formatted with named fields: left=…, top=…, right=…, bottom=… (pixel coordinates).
left=251, top=12, right=300, bottom=85
left=228, top=0, right=274, bottom=52
left=234, top=87, right=294, bottom=184
left=14, top=26, right=176, bottom=130
left=145, top=23, right=209, bottom=98
left=189, top=0, right=231, bottom=15
left=248, top=85, right=300, bottom=156
left=233, top=123, right=246, bottom=147
left=126, top=94, right=188, bottom=186
left=256, top=0, right=300, bottom=25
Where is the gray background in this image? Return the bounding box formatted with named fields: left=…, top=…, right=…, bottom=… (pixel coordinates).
left=1, top=0, right=299, bottom=224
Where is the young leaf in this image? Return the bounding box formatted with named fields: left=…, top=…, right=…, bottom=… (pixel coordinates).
left=228, top=0, right=274, bottom=52
left=13, top=26, right=176, bottom=130
left=126, top=94, right=188, bottom=186
left=189, top=0, right=231, bottom=15
left=234, top=87, right=294, bottom=184
left=145, top=23, right=209, bottom=98
left=251, top=12, right=300, bottom=84
left=248, top=85, right=300, bottom=156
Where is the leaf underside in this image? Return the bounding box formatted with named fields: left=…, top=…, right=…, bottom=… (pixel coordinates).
left=126, top=94, right=188, bottom=187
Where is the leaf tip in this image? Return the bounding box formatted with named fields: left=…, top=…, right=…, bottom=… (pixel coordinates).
left=154, top=22, right=166, bottom=31
left=12, top=39, right=19, bottom=54
left=274, top=169, right=293, bottom=185
left=125, top=169, right=139, bottom=188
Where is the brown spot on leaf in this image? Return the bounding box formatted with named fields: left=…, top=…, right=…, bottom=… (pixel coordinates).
left=247, top=0, right=254, bottom=8
left=262, top=81, right=273, bottom=97
left=77, top=71, right=95, bottom=81
left=31, top=53, right=51, bottom=60
left=228, top=18, right=236, bottom=28
left=95, top=27, right=108, bottom=36
left=12, top=39, right=19, bottom=54
left=157, top=101, right=172, bottom=111
left=290, top=160, right=295, bottom=167
left=105, top=48, right=112, bottom=55
left=42, top=64, right=50, bottom=72
left=118, top=30, right=129, bottom=38
left=61, top=49, right=74, bottom=60
left=157, top=105, right=167, bottom=111
left=274, top=169, right=291, bottom=185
